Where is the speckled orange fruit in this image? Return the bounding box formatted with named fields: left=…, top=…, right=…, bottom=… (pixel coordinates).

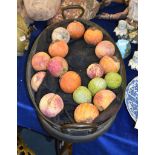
left=48, top=40, right=69, bottom=58
left=59, top=71, right=81, bottom=93
left=74, top=103, right=99, bottom=123
left=67, top=21, right=85, bottom=39
left=84, top=27, right=103, bottom=45
left=99, top=56, right=120, bottom=73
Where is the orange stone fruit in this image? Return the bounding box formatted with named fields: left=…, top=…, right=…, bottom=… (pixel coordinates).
left=84, top=27, right=103, bottom=45
left=93, top=89, right=116, bottom=111
left=59, top=71, right=81, bottom=93
left=99, top=56, right=120, bottom=73
left=74, top=103, right=99, bottom=123
left=48, top=40, right=69, bottom=58
left=67, top=21, right=85, bottom=39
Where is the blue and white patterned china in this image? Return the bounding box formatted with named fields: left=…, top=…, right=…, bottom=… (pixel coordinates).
left=125, top=76, right=138, bottom=122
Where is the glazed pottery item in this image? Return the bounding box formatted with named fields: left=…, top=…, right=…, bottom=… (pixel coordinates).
left=125, top=76, right=138, bottom=122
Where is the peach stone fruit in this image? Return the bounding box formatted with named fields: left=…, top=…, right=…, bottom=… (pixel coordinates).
left=99, top=56, right=120, bottom=73
left=39, top=93, right=64, bottom=118
left=95, top=40, right=115, bottom=58
left=31, top=71, right=46, bottom=92
left=93, top=89, right=116, bottom=111
left=31, top=52, right=50, bottom=71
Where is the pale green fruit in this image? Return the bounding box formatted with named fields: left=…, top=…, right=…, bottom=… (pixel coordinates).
left=105, top=72, right=122, bottom=89
left=73, top=86, right=92, bottom=104
left=88, top=77, right=107, bottom=96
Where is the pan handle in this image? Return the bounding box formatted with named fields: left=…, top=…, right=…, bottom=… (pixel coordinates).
left=61, top=5, right=85, bottom=20
left=61, top=123, right=97, bottom=135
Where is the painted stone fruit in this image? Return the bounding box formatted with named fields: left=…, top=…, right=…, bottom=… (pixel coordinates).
left=93, top=89, right=116, bottom=111
left=52, top=27, right=70, bottom=43
left=31, top=71, right=46, bottom=92
left=31, top=52, right=50, bottom=71
left=95, top=40, right=115, bottom=58
left=87, top=63, right=104, bottom=79
left=88, top=77, right=107, bottom=96
left=60, top=71, right=81, bottom=93
left=74, top=103, right=99, bottom=123
left=84, top=27, right=103, bottom=45
left=39, top=93, right=64, bottom=118
left=48, top=40, right=69, bottom=58
left=47, top=56, right=68, bottom=77
left=73, top=86, right=92, bottom=104
left=67, top=21, right=85, bottom=39
left=99, top=56, right=120, bottom=73
left=105, top=72, right=122, bottom=89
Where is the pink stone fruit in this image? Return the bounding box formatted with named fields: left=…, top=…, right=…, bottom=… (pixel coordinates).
left=87, top=63, right=104, bottom=79
left=93, top=89, right=116, bottom=111
left=39, top=93, right=64, bottom=118
left=31, top=71, right=46, bottom=92
left=31, top=52, right=50, bottom=71
left=47, top=56, right=68, bottom=77
left=95, top=41, right=115, bottom=58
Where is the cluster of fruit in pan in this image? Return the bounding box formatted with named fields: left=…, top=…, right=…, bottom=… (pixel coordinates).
left=31, top=21, right=122, bottom=123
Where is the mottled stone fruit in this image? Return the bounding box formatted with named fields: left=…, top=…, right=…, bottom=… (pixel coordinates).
left=73, top=86, right=92, bottom=104
left=87, top=63, right=104, bottom=79
left=105, top=72, right=122, bottom=89
left=52, top=27, right=70, bottom=43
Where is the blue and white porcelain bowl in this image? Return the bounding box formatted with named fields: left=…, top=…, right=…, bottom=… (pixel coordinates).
left=125, top=76, right=138, bottom=122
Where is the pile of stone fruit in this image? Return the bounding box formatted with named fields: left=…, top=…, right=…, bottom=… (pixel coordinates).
left=31, top=21, right=122, bottom=123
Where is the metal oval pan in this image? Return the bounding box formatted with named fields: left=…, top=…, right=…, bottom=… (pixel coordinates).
left=26, top=19, right=126, bottom=141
